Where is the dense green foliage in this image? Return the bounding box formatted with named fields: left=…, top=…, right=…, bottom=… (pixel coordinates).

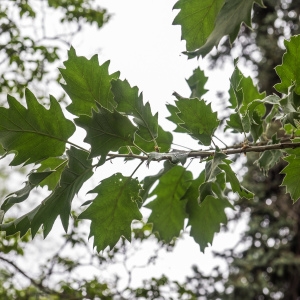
left=1, top=0, right=300, bottom=257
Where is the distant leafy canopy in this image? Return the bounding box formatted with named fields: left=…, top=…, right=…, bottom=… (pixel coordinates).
left=1, top=1, right=300, bottom=253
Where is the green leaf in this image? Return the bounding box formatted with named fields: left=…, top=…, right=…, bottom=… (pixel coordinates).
left=75, top=106, right=137, bottom=165
left=0, top=171, right=53, bottom=213
left=145, top=166, right=192, bottom=242
left=228, top=65, right=244, bottom=109
left=111, top=79, right=158, bottom=142
left=37, top=157, right=68, bottom=190
left=219, top=160, right=254, bottom=199
left=60, top=47, right=120, bottom=116
left=225, top=113, right=244, bottom=133
left=239, top=75, right=266, bottom=116
left=255, top=150, right=282, bottom=175
left=185, top=170, right=233, bottom=251
left=187, top=194, right=232, bottom=251
left=0, top=89, right=75, bottom=166
left=0, top=147, right=93, bottom=237
left=186, top=67, right=208, bottom=99
left=205, top=152, right=227, bottom=182
left=275, top=35, right=300, bottom=95
left=173, top=0, right=224, bottom=51
left=175, top=97, right=219, bottom=146
left=79, top=173, right=142, bottom=251
left=139, top=161, right=175, bottom=203
left=281, top=155, right=300, bottom=203
left=134, top=125, right=173, bottom=153
left=184, top=0, right=265, bottom=58
left=166, top=103, right=189, bottom=134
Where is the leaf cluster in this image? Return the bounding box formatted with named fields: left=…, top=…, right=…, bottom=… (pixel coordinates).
left=1, top=0, right=300, bottom=253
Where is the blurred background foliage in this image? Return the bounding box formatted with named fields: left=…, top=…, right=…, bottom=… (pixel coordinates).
left=1, top=0, right=300, bottom=299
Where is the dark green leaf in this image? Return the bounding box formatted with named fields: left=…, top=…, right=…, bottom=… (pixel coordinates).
left=184, top=0, right=265, bottom=58
left=225, top=113, right=244, bottom=133
left=146, top=150, right=189, bottom=166
left=79, top=173, right=142, bottom=251
left=166, top=103, right=189, bottom=133
left=255, top=150, right=282, bottom=175
left=173, top=0, right=224, bottom=51
left=0, top=147, right=93, bottom=237
left=60, top=47, right=120, bottom=116
left=186, top=67, right=208, bottom=98
left=134, top=125, right=173, bottom=153
left=37, top=157, right=68, bottom=190
left=146, top=166, right=192, bottom=242
left=175, top=98, right=219, bottom=146
left=275, top=35, right=300, bottom=95
left=111, top=79, right=158, bottom=142
left=219, top=160, right=254, bottom=199
left=75, top=106, right=137, bottom=165
left=0, top=89, right=75, bottom=166
left=139, top=161, right=175, bottom=203
left=187, top=194, right=232, bottom=251
left=281, top=155, right=300, bottom=203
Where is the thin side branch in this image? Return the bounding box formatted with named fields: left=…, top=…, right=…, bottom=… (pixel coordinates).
left=106, top=142, right=300, bottom=162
